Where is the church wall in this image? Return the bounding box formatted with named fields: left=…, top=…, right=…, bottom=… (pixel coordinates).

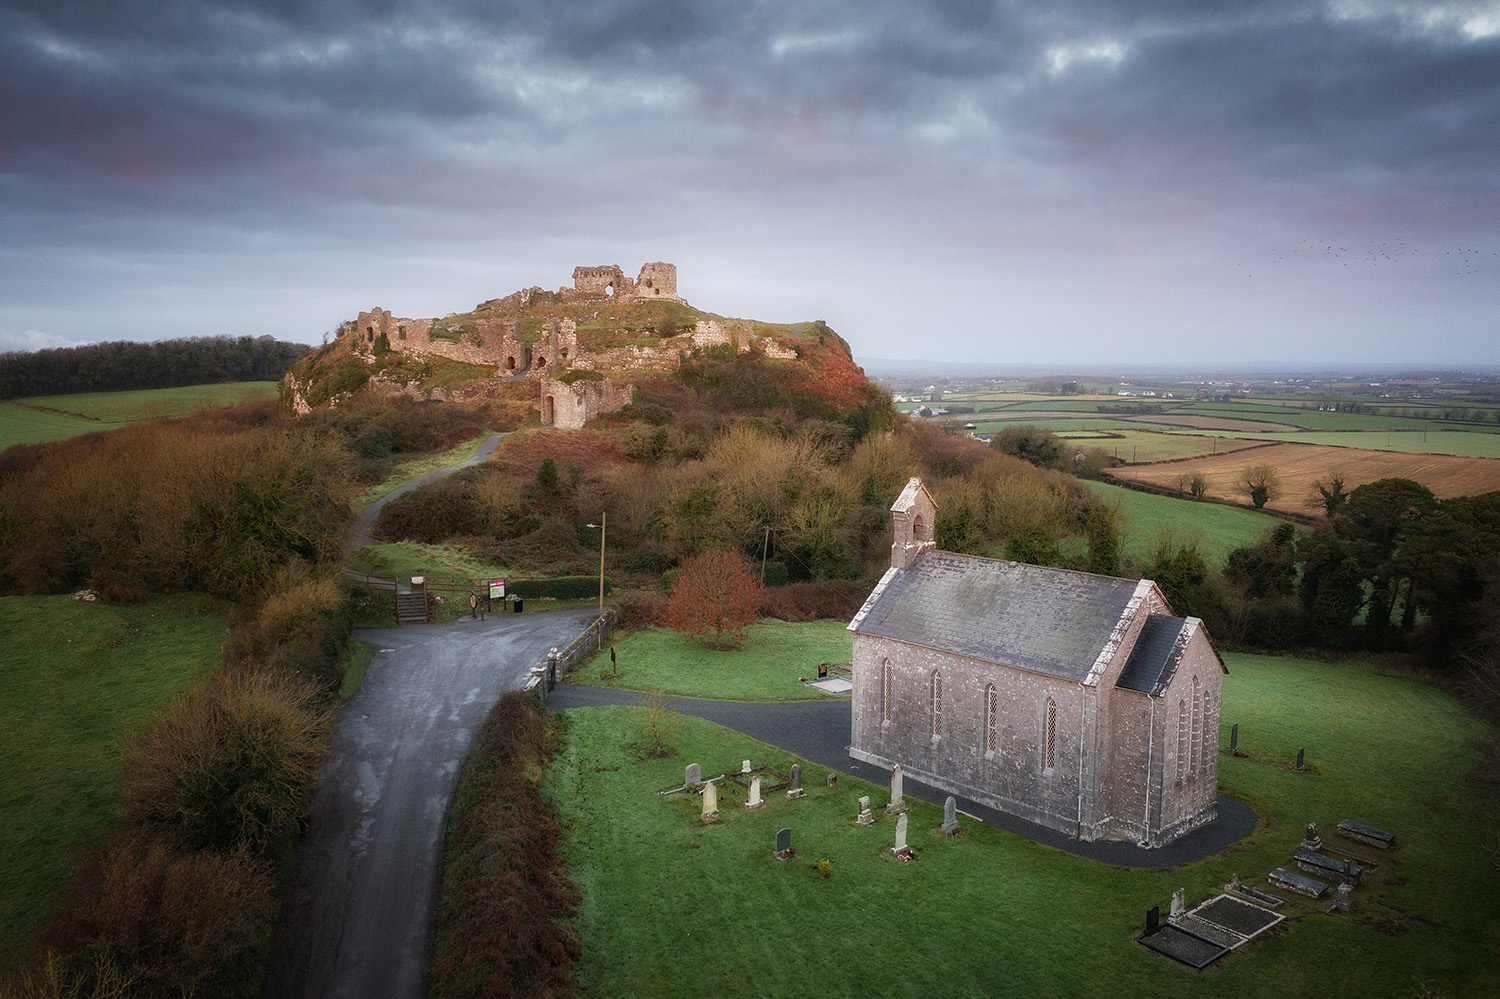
left=1151, top=629, right=1222, bottom=842
left=851, top=633, right=1093, bottom=839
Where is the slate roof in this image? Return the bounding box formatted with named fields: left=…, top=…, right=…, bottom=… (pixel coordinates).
left=850, top=550, right=1145, bottom=682
left=1115, top=614, right=1189, bottom=695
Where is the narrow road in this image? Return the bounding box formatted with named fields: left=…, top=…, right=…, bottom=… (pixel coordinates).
left=265, top=608, right=598, bottom=999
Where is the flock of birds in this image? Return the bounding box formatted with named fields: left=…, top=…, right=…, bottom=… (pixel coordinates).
left=1237, top=238, right=1495, bottom=277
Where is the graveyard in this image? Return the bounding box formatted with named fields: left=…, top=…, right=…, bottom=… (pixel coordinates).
left=545, top=647, right=1499, bottom=998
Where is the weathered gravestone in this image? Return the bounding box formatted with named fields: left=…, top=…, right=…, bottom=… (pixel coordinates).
left=891, top=812, right=909, bottom=855
left=701, top=781, right=720, bottom=823
left=1334, top=882, right=1354, bottom=913
left=742, top=759, right=752, bottom=773
left=826, top=772, right=839, bottom=789
left=1295, top=747, right=1305, bottom=771
left=1302, top=822, right=1322, bottom=852
left=685, top=763, right=701, bottom=788
left=1229, top=723, right=1239, bottom=755
left=775, top=827, right=792, bottom=859
left=885, top=764, right=906, bottom=815
left=1337, top=819, right=1396, bottom=850
left=856, top=796, right=874, bottom=826
left=1146, top=905, right=1161, bottom=936
left=940, top=796, right=960, bottom=836
left=787, top=763, right=806, bottom=799
left=1170, top=888, right=1186, bottom=922
left=745, top=776, right=764, bottom=810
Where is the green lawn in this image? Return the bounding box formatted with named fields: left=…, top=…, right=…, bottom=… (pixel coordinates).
left=547, top=652, right=1497, bottom=999
left=0, top=594, right=229, bottom=969
left=572, top=620, right=852, bottom=701
left=1204, top=429, right=1500, bottom=459
left=0, top=382, right=279, bottom=449
left=1087, top=480, right=1284, bottom=566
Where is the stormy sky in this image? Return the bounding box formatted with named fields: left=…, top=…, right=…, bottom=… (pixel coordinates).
left=2, top=1, right=1497, bottom=367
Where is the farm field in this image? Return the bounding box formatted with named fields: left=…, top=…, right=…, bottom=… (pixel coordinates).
left=1085, top=481, right=1282, bottom=564
left=1053, top=430, right=1264, bottom=463
left=0, top=594, right=228, bottom=970
left=1206, top=430, right=1500, bottom=460
left=0, top=382, right=279, bottom=449
left=546, top=650, right=1497, bottom=999
left=1106, top=443, right=1500, bottom=515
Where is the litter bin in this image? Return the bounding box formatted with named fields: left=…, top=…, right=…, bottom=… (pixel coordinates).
left=513, top=597, right=523, bottom=613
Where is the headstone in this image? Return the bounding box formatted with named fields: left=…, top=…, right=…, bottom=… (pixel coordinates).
left=940, top=796, right=959, bottom=836
left=1229, top=723, right=1239, bottom=754
left=1225, top=872, right=1241, bottom=893
left=885, top=764, right=906, bottom=815
left=1302, top=822, right=1322, bottom=852
left=786, top=763, right=806, bottom=799
left=826, top=772, right=839, bottom=789
left=891, top=812, right=909, bottom=854
left=746, top=776, right=764, bottom=810
left=742, top=759, right=752, bottom=773
left=1146, top=905, right=1160, bottom=936
left=701, top=781, right=720, bottom=823
left=856, top=795, right=874, bottom=826
left=775, top=827, right=792, bottom=859
left=1295, top=747, right=1305, bottom=771
left=1334, top=882, right=1354, bottom=913
left=817, top=663, right=828, bottom=678
left=685, top=763, right=701, bottom=788
left=1170, top=888, right=1186, bottom=921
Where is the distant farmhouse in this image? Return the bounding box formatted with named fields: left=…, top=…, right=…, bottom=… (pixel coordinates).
left=848, top=478, right=1225, bottom=847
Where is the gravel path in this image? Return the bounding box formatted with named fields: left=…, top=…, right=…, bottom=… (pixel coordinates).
left=547, top=683, right=1257, bottom=870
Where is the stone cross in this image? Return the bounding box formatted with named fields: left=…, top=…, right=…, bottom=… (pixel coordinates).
left=787, top=763, right=805, bottom=799
left=826, top=772, right=838, bottom=789
left=701, top=780, right=719, bottom=823
left=1303, top=822, right=1322, bottom=852
left=940, top=796, right=959, bottom=836
left=856, top=795, right=874, bottom=826
left=1229, top=722, right=1239, bottom=755
left=742, top=759, right=752, bottom=773
left=775, top=827, right=792, bottom=859
left=746, top=776, right=764, bottom=810
left=886, top=764, right=906, bottom=815
left=685, top=763, right=701, bottom=788
left=891, top=812, right=909, bottom=854
left=1170, top=888, right=1185, bottom=921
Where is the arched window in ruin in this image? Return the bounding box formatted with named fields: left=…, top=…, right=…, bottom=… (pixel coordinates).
left=1043, top=697, right=1057, bottom=771
left=931, top=671, right=943, bottom=739
left=881, top=658, right=892, bottom=723
left=984, top=684, right=998, bottom=756
left=366, top=327, right=374, bottom=342
left=605, top=282, right=614, bottom=297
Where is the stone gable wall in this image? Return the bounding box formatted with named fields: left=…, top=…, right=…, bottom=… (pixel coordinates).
left=539, top=376, right=635, bottom=430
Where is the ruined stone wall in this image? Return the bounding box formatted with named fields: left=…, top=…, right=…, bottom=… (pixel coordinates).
left=354, top=307, right=528, bottom=370
left=571, top=265, right=633, bottom=298
left=539, top=375, right=635, bottom=430
left=634, top=261, right=679, bottom=300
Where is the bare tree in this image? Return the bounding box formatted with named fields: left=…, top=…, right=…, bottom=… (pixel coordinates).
left=1240, top=465, right=1281, bottom=509
left=639, top=689, right=682, bottom=757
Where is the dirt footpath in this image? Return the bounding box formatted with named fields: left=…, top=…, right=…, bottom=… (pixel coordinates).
left=264, top=608, right=598, bottom=999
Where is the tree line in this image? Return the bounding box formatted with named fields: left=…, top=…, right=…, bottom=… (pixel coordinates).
left=0, top=335, right=310, bottom=399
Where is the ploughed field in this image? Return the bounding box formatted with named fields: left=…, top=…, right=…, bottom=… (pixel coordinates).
left=1105, top=442, right=1500, bottom=515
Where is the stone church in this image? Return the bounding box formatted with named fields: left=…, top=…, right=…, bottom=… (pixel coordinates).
left=847, top=478, right=1225, bottom=847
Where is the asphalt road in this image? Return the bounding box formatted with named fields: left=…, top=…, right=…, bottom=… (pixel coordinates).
left=264, top=607, right=598, bottom=999
left=547, top=683, right=1257, bottom=869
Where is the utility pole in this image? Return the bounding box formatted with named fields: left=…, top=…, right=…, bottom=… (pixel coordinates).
left=587, top=513, right=606, bottom=649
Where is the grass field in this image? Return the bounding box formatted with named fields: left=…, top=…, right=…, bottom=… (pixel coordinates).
left=1056, top=429, right=1264, bottom=463
left=568, top=620, right=853, bottom=701
left=547, top=652, right=1497, bottom=999
left=0, top=382, right=279, bottom=449
left=1107, top=443, right=1500, bottom=515
left=1205, top=430, right=1500, bottom=459
left=0, top=594, right=229, bottom=969
left=1086, top=480, right=1283, bottom=565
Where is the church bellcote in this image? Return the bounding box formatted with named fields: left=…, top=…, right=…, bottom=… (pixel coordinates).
left=890, top=476, right=937, bottom=570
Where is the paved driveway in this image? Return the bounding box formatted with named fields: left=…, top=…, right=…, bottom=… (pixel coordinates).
left=265, top=608, right=598, bottom=999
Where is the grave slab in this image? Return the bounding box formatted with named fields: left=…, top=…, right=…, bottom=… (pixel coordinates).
left=1136, top=925, right=1231, bottom=969
left=1269, top=867, right=1330, bottom=898
left=1294, top=849, right=1363, bottom=884
left=1231, top=885, right=1285, bottom=908
left=1190, top=894, right=1284, bottom=945
left=1337, top=819, right=1396, bottom=850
